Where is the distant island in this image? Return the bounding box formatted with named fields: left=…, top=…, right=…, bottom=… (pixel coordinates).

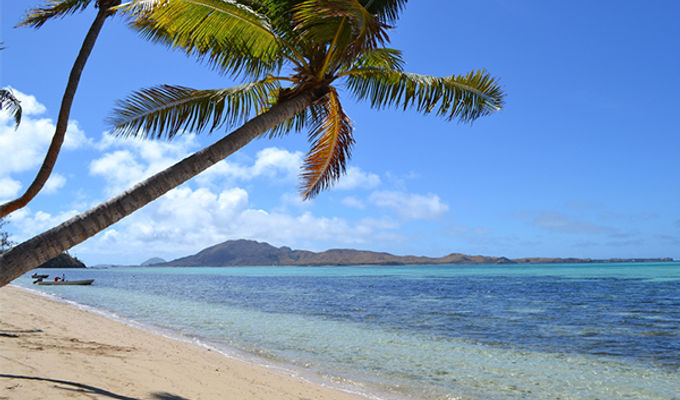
left=37, top=253, right=86, bottom=268
left=152, top=239, right=674, bottom=267
left=141, top=257, right=167, bottom=266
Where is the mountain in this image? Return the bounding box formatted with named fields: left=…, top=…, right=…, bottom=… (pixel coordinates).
left=159, top=239, right=675, bottom=267
left=37, top=253, right=87, bottom=268
left=141, top=257, right=166, bottom=266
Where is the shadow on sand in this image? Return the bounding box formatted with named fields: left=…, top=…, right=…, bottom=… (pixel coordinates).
left=0, top=374, right=190, bottom=400
left=0, top=329, right=42, bottom=338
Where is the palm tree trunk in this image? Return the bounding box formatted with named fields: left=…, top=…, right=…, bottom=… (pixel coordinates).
left=0, top=89, right=322, bottom=286
left=0, top=0, right=120, bottom=218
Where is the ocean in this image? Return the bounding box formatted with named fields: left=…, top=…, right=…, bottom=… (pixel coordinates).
left=14, top=262, right=680, bottom=399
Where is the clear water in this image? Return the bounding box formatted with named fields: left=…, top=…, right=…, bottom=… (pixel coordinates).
left=15, top=262, right=680, bottom=399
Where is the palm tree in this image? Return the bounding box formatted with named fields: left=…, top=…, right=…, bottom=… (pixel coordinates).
left=0, top=0, right=122, bottom=218
left=0, top=0, right=504, bottom=286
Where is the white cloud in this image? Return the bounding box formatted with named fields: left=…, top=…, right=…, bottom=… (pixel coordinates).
left=91, top=136, right=305, bottom=197
left=251, top=147, right=303, bottom=180
left=342, top=196, right=366, bottom=209
left=369, top=190, right=449, bottom=219
left=63, top=120, right=90, bottom=149
left=198, top=149, right=380, bottom=195
left=334, top=166, right=381, bottom=190
left=90, top=150, right=144, bottom=193
left=0, top=88, right=90, bottom=198
left=198, top=147, right=304, bottom=185
left=0, top=177, right=22, bottom=200
left=51, top=183, right=402, bottom=263
left=8, top=207, right=80, bottom=239
left=4, top=88, right=46, bottom=116
left=43, top=173, right=66, bottom=194
left=90, top=133, right=200, bottom=195
left=2, top=99, right=414, bottom=264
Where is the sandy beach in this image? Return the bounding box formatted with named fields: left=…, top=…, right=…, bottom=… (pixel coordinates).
left=0, top=286, right=364, bottom=400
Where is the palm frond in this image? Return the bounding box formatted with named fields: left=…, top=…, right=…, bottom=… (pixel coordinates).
left=360, top=0, right=406, bottom=24
left=345, top=68, right=505, bottom=122
left=300, top=87, right=354, bottom=199
left=109, top=79, right=280, bottom=139
left=17, top=0, right=94, bottom=28
left=349, top=47, right=404, bottom=70
left=0, top=89, right=23, bottom=129
left=292, top=0, right=390, bottom=73
left=124, top=0, right=285, bottom=78
left=294, top=0, right=389, bottom=46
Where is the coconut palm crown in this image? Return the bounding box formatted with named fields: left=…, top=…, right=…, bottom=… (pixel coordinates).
left=113, top=0, right=505, bottom=199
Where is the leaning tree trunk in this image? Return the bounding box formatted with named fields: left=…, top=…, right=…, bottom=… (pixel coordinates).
left=0, top=0, right=121, bottom=219
left=0, top=89, right=322, bottom=286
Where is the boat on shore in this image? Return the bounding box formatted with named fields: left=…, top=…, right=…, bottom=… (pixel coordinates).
left=36, top=279, right=94, bottom=286
left=31, top=273, right=49, bottom=279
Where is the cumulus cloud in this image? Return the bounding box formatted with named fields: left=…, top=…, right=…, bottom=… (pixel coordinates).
left=65, top=184, right=402, bottom=263
left=342, top=196, right=366, bottom=209
left=250, top=147, right=303, bottom=179
left=9, top=207, right=80, bottom=239
left=0, top=88, right=89, bottom=196
left=369, top=190, right=449, bottom=219
left=90, top=133, right=200, bottom=195
left=5, top=88, right=46, bottom=116
left=43, top=173, right=67, bottom=194
left=90, top=138, right=309, bottom=198
left=198, top=147, right=304, bottom=186
left=90, top=150, right=144, bottom=192
left=0, top=177, right=21, bottom=200
left=333, top=166, right=381, bottom=191
left=198, top=149, right=380, bottom=192
left=2, top=100, right=419, bottom=264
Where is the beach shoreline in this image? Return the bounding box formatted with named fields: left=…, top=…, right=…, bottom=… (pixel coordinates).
left=0, top=285, right=366, bottom=400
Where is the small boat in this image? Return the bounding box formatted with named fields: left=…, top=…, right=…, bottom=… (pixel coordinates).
left=37, top=279, right=94, bottom=286
left=31, top=273, right=49, bottom=279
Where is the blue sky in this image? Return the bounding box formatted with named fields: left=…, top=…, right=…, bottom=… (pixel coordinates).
left=1, top=1, right=678, bottom=265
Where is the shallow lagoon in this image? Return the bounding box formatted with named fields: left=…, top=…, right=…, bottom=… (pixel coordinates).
left=17, top=262, right=680, bottom=399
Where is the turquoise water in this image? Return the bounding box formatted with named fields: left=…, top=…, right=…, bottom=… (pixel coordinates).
left=15, top=262, right=680, bottom=399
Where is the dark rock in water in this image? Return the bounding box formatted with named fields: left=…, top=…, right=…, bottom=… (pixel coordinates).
left=37, top=253, right=86, bottom=268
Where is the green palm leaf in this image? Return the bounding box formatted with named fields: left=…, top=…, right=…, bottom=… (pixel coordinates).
left=0, top=89, right=22, bottom=129
left=124, top=0, right=285, bottom=78
left=110, top=79, right=280, bottom=139
left=349, top=47, right=404, bottom=70
left=345, top=68, right=505, bottom=122
left=360, top=0, right=406, bottom=24
left=293, top=0, right=389, bottom=58
left=300, top=87, right=354, bottom=199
